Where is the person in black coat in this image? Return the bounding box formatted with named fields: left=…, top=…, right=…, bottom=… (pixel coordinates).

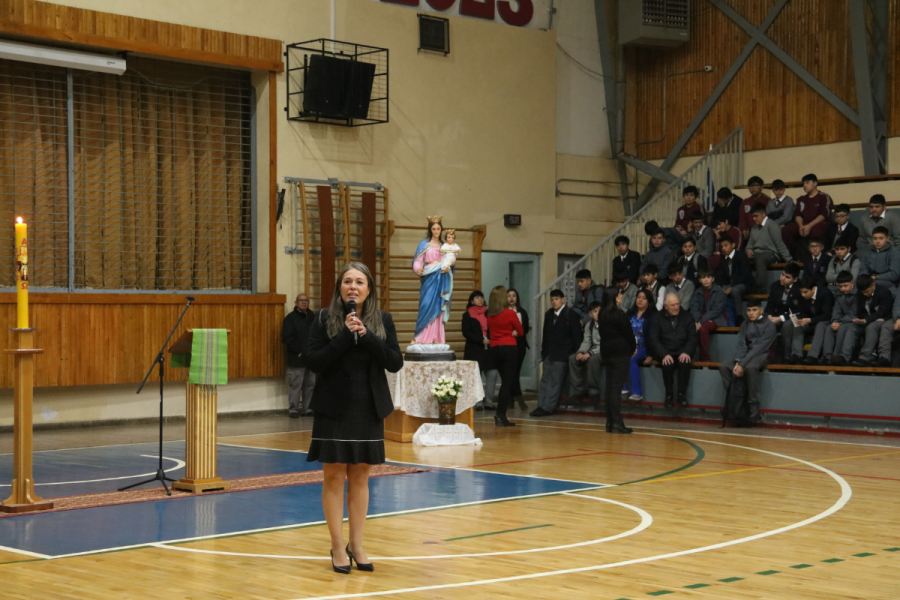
left=282, top=293, right=317, bottom=417
left=462, top=291, right=498, bottom=409
left=714, top=234, right=753, bottom=326
left=507, top=288, right=530, bottom=410
left=647, top=292, right=698, bottom=408
left=783, top=278, right=835, bottom=363
left=765, top=262, right=802, bottom=331
left=531, top=290, right=583, bottom=417
left=305, top=262, right=403, bottom=574
left=825, top=203, right=859, bottom=254
left=597, top=287, right=636, bottom=433
left=613, top=235, right=642, bottom=284
left=803, top=238, right=832, bottom=289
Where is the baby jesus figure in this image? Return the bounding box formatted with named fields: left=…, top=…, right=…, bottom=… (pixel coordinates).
left=440, top=229, right=460, bottom=270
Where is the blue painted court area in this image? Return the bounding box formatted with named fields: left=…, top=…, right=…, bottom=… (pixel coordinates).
left=0, top=442, right=318, bottom=497
left=0, top=444, right=597, bottom=558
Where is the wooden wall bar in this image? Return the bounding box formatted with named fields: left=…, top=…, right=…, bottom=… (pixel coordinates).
left=0, top=294, right=286, bottom=389
left=628, top=0, right=875, bottom=160
left=0, top=0, right=284, bottom=72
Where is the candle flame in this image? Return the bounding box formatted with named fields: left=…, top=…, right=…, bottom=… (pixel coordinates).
left=16, top=217, right=23, bottom=224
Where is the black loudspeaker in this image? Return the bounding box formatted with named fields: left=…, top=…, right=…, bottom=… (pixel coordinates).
left=303, top=55, right=375, bottom=121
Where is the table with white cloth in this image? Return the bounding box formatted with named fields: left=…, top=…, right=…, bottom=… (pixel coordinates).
left=385, top=360, right=481, bottom=443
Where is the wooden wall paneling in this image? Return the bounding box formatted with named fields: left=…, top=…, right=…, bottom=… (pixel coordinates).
left=0, top=0, right=284, bottom=72
left=361, top=192, right=378, bottom=274
left=889, top=0, right=900, bottom=137
left=316, top=185, right=336, bottom=307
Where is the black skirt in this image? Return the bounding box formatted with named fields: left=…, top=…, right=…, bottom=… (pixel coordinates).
left=306, top=346, right=386, bottom=465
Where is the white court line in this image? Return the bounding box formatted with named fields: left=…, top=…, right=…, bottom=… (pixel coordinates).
left=280, top=433, right=853, bottom=600
left=0, top=456, right=185, bottom=487
left=0, top=544, right=51, bottom=560
left=152, top=494, right=652, bottom=561
left=43, top=486, right=606, bottom=560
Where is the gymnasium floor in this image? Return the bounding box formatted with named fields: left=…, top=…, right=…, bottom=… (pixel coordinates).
left=1, top=407, right=898, bottom=599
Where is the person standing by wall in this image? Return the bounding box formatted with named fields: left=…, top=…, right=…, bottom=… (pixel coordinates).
left=597, top=287, right=636, bottom=433
left=462, top=291, right=499, bottom=410
left=487, top=286, right=525, bottom=427
left=282, top=294, right=316, bottom=418
left=506, top=288, right=530, bottom=411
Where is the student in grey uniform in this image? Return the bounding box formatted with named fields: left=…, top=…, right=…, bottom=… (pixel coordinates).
left=806, top=271, right=856, bottom=365
left=746, top=203, right=792, bottom=292
left=858, top=194, right=900, bottom=251
left=719, top=298, right=777, bottom=424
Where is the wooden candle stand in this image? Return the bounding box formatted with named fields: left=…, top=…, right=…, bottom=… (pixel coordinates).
left=0, top=328, right=53, bottom=513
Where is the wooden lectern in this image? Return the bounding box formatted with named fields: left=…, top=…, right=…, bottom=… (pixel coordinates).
left=168, top=329, right=231, bottom=494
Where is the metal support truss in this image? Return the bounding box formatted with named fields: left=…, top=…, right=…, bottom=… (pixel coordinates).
left=849, top=0, right=889, bottom=174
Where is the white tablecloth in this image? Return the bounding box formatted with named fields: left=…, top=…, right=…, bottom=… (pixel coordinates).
left=386, top=360, right=481, bottom=418
left=412, top=423, right=482, bottom=446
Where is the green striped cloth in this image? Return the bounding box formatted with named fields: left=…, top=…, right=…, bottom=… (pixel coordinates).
left=170, top=329, right=228, bottom=385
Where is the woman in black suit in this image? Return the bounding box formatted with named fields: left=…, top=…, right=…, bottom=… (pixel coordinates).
left=306, top=261, right=403, bottom=573
left=597, top=286, right=636, bottom=434
left=506, top=288, right=530, bottom=410
left=462, top=291, right=497, bottom=409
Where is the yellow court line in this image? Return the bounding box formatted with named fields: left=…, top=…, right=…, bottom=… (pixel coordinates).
left=642, top=450, right=900, bottom=485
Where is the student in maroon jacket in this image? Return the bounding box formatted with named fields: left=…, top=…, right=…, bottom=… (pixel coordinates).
left=782, top=173, right=831, bottom=256
left=675, top=185, right=705, bottom=234
left=486, top=285, right=525, bottom=427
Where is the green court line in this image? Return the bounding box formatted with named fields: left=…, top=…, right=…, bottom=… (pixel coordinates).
left=442, top=523, right=553, bottom=542
left=718, top=577, right=744, bottom=583
left=756, top=570, right=780, bottom=575
left=647, top=591, right=674, bottom=597
left=683, top=583, right=710, bottom=589
left=822, top=558, right=844, bottom=563
left=885, top=547, right=900, bottom=552
left=617, top=435, right=706, bottom=486
left=790, top=564, right=813, bottom=569
left=852, top=552, right=875, bottom=557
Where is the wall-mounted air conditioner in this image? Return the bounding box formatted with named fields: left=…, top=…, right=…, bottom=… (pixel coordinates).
left=619, top=0, right=690, bottom=48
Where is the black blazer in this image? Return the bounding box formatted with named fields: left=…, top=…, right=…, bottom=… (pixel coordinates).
left=541, top=306, right=583, bottom=362
left=825, top=222, right=859, bottom=254
left=514, top=307, right=531, bottom=349
left=788, top=286, right=834, bottom=325
left=281, top=308, right=316, bottom=368
left=306, top=309, right=403, bottom=420
left=462, top=311, right=492, bottom=371
left=714, top=251, right=753, bottom=289
left=856, top=286, right=894, bottom=323
left=647, top=308, right=698, bottom=359
left=612, top=250, right=642, bottom=284
left=677, top=253, right=709, bottom=285
left=597, top=310, right=637, bottom=360
left=765, top=282, right=801, bottom=319
left=803, top=254, right=831, bottom=288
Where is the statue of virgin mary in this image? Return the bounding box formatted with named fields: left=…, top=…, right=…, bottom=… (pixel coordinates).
left=410, top=216, right=454, bottom=345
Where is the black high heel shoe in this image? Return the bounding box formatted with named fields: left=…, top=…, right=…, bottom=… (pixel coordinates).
left=346, top=545, right=374, bottom=572
left=331, top=550, right=351, bottom=574
left=494, top=413, right=515, bottom=427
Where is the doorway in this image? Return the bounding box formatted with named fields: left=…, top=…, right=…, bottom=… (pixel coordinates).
left=482, top=251, right=541, bottom=391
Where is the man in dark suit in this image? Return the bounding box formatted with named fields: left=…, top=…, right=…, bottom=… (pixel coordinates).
left=783, top=278, right=834, bottom=364
left=714, top=234, right=753, bottom=326
left=765, top=262, right=802, bottom=332
left=531, top=289, right=583, bottom=417
left=282, top=294, right=317, bottom=417
left=803, top=237, right=831, bottom=289
left=612, top=235, right=642, bottom=284
left=849, top=274, right=895, bottom=366
left=647, top=293, right=698, bottom=408
left=676, top=236, right=709, bottom=286
left=824, top=203, right=859, bottom=254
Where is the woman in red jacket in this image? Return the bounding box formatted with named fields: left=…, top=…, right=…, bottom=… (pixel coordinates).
left=486, top=285, right=524, bottom=427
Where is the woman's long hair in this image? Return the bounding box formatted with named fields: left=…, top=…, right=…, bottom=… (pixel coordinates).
left=507, top=288, right=520, bottom=308
left=425, top=221, right=443, bottom=244
left=598, top=286, right=623, bottom=320
left=466, top=290, right=484, bottom=309
left=487, top=285, right=508, bottom=316
left=627, top=289, right=658, bottom=319
left=323, top=262, right=386, bottom=339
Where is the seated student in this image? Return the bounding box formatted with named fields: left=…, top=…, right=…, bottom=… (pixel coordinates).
left=859, top=194, right=900, bottom=251
left=625, top=289, right=656, bottom=401
left=747, top=202, right=792, bottom=291
left=803, top=237, right=831, bottom=288
left=675, top=185, right=705, bottom=234
left=766, top=179, right=795, bottom=227
left=613, top=235, right=642, bottom=284
left=782, top=173, right=831, bottom=257
left=644, top=220, right=684, bottom=255
left=738, top=176, right=771, bottom=242
left=806, top=271, right=857, bottom=365
left=825, top=203, right=859, bottom=254
left=640, top=263, right=666, bottom=311
left=712, top=216, right=743, bottom=255
left=690, top=267, right=728, bottom=361
left=572, top=269, right=604, bottom=323
left=710, top=186, right=741, bottom=231
left=714, top=234, right=753, bottom=326
left=825, top=236, right=860, bottom=296
left=689, top=211, right=714, bottom=258
left=667, top=265, right=695, bottom=308
left=765, top=262, right=802, bottom=331
left=531, top=290, right=583, bottom=417
left=615, top=270, right=638, bottom=313
left=718, top=299, right=777, bottom=424
left=677, top=236, right=709, bottom=286
left=647, top=293, right=698, bottom=408
left=848, top=274, right=894, bottom=367
left=782, top=277, right=834, bottom=364
left=568, top=301, right=603, bottom=408
left=875, top=287, right=900, bottom=367
left=641, top=229, right=677, bottom=283
left=859, top=226, right=900, bottom=288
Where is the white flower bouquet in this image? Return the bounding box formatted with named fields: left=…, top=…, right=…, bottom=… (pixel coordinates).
left=430, top=374, right=464, bottom=405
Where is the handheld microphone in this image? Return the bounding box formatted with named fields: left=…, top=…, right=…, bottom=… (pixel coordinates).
left=347, top=299, right=358, bottom=344
left=186, top=296, right=195, bottom=303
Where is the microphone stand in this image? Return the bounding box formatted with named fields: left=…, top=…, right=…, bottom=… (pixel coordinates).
left=119, top=296, right=194, bottom=496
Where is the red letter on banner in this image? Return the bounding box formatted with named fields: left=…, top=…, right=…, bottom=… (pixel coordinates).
left=382, top=0, right=419, bottom=6
left=426, top=0, right=455, bottom=9
left=498, top=0, right=533, bottom=26
left=460, top=0, right=495, bottom=19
